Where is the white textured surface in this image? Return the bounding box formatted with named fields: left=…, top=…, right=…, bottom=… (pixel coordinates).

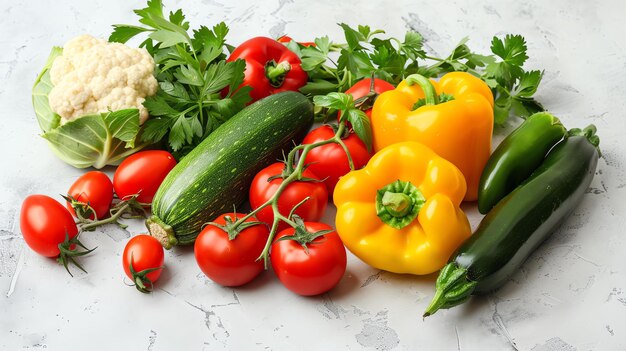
left=1, top=1, right=626, bottom=350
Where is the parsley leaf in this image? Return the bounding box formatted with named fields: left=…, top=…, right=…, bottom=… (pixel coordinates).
left=347, top=108, right=372, bottom=152
left=491, top=34, right=528, bottom=67
left=339, top=23, right=365, bottom=51
left=300, top=80, right=339, bottom=96
left=202, top=61, right=232, bottom=93
left=514, top=70, right=543, bottom=98
left=149, top=29, right=188, bottom=47
left=494, top=93, right=513, bottom=125
left=486, top=34, right=528, bottom=89
left=109, top=0, right=248, bottom=155
left=109, top=25, right=149, bottom=44
left=142, top=94, right=179, bottom=116
left=142, top=116, right=172, bottom=143
left=313, top=92, right=354, bottom=111
left=313, top=92, right=372, bottom=151
left=287, top=24, right=544, bottom=125
left=512, top=97, right=544, bottom=118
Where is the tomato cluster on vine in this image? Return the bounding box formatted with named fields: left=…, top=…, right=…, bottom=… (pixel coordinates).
left=20, top=150, right=176, bottom=292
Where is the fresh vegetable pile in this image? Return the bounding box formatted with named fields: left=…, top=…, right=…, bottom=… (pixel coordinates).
left=22, top=0, right=600, bottom=316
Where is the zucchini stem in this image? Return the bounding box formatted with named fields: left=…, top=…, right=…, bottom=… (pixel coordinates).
left=146, top=216, right=178, bottom=249
left=423, top=263, right=477, bottom=317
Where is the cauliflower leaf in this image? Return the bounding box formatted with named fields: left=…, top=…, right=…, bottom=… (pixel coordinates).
left=32, top=47, right=63, bottom=133
left=42, top=109, right=144, bottom=169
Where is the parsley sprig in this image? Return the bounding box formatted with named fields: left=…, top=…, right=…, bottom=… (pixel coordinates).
left=110, top=0, right=250, bottom=156
left=313, top=92, right=372, bottom=152
left=290, top=24, right=542, bottom=124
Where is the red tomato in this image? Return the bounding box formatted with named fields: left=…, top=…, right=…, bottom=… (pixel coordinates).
left=338, top=78, right=395, bottom=122
left=302, top=125, right=371, bottom=193
left=66, top=171, right=113, bottom=220
left=113, top=151, right=177, bottom=203
left=249, top=163, right=328, bottom=230
left=277, top=35, right=316, bottom=47
left=195, top=213, right=269, bottom=287
left=122, top=235, right=164, bottom=290
left=20, top=195, right=78, bottom=257
left=271, top=222, right=347, bottom=296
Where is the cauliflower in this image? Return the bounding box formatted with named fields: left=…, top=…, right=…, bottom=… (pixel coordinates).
left=33, top=37, right=159, bottom=169
left=48, top=34, right=157, bottom=124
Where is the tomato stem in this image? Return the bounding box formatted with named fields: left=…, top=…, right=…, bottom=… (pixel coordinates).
left=232, top=119, right=352, bottom=265
left=77, top=195, right=147, bottom=232
left=79, top=202, right=130, bottom=231
left=63, top=194, right=98, bottom=222
left=351, top=75, right=379, bottom=112
left=128, top=255, right=163, bottom=294
left=287, top=197, right=311, bottom=221
left=335, top=138, right=355, bottom=171
left=56, top=231, right=97, bottom=277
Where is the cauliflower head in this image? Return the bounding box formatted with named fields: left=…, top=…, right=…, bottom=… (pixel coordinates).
left=48, top=34, right=157, bottom=124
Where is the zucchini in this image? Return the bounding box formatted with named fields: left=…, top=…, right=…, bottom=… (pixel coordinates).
left=147, top=92, right=314, bottom=248
left=424, top=126, right=600, bottom=316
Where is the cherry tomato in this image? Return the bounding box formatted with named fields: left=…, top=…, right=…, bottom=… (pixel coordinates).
left=195, top=213, right=269, bottom=287
left=302, top=125, right=371, bottom=193
left=113, top=150, right=177, bottom=203
left=277, top=35, right=316, bottom=47
left=338, top=78, right=395, bottom=122
left=122, top=235, right=164, bottom=291
left=66, top=171, right=113, bottom=220
left=249, top=163, right=328, bottom=230
left=20, top=195, right=78, bottom=257
left=270, top=222, right=347, bottom=296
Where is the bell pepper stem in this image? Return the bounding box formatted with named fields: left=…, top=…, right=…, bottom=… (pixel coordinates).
left=381, top=191, right=412, bottom=217
left=266, top=61, right=291, bottom=81
left=376, top=180, right=425, bottom=229
left=405, top=74, right=439, bottom=105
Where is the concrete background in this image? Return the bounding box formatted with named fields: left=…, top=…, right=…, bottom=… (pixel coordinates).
left=1, top=0, right=625, bottom=349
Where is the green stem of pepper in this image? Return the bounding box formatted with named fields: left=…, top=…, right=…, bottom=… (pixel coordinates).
left=381, top=192, right=413, bottom=217
left=375, top=180, right=425, bottom=229
left=232, top=121, right=352, bottom=264
left=266, top=61, right=291, bottom=86
left=405, top=74, right=439, bottom=105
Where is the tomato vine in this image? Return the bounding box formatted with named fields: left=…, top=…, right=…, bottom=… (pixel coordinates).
left=230, top=92, right=365, bottom=264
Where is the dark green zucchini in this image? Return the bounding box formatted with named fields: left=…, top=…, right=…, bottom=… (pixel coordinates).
left=478, top=112, right=567, bottom=214
left=147, top=92, right=314, bottom=248
left=424, top=126, right=600, bottom=317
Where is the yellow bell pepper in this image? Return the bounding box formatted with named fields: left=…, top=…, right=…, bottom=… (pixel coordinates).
left=371, top=72, right=494, bottom=201
left=333, top=142, right=471, bottom=275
